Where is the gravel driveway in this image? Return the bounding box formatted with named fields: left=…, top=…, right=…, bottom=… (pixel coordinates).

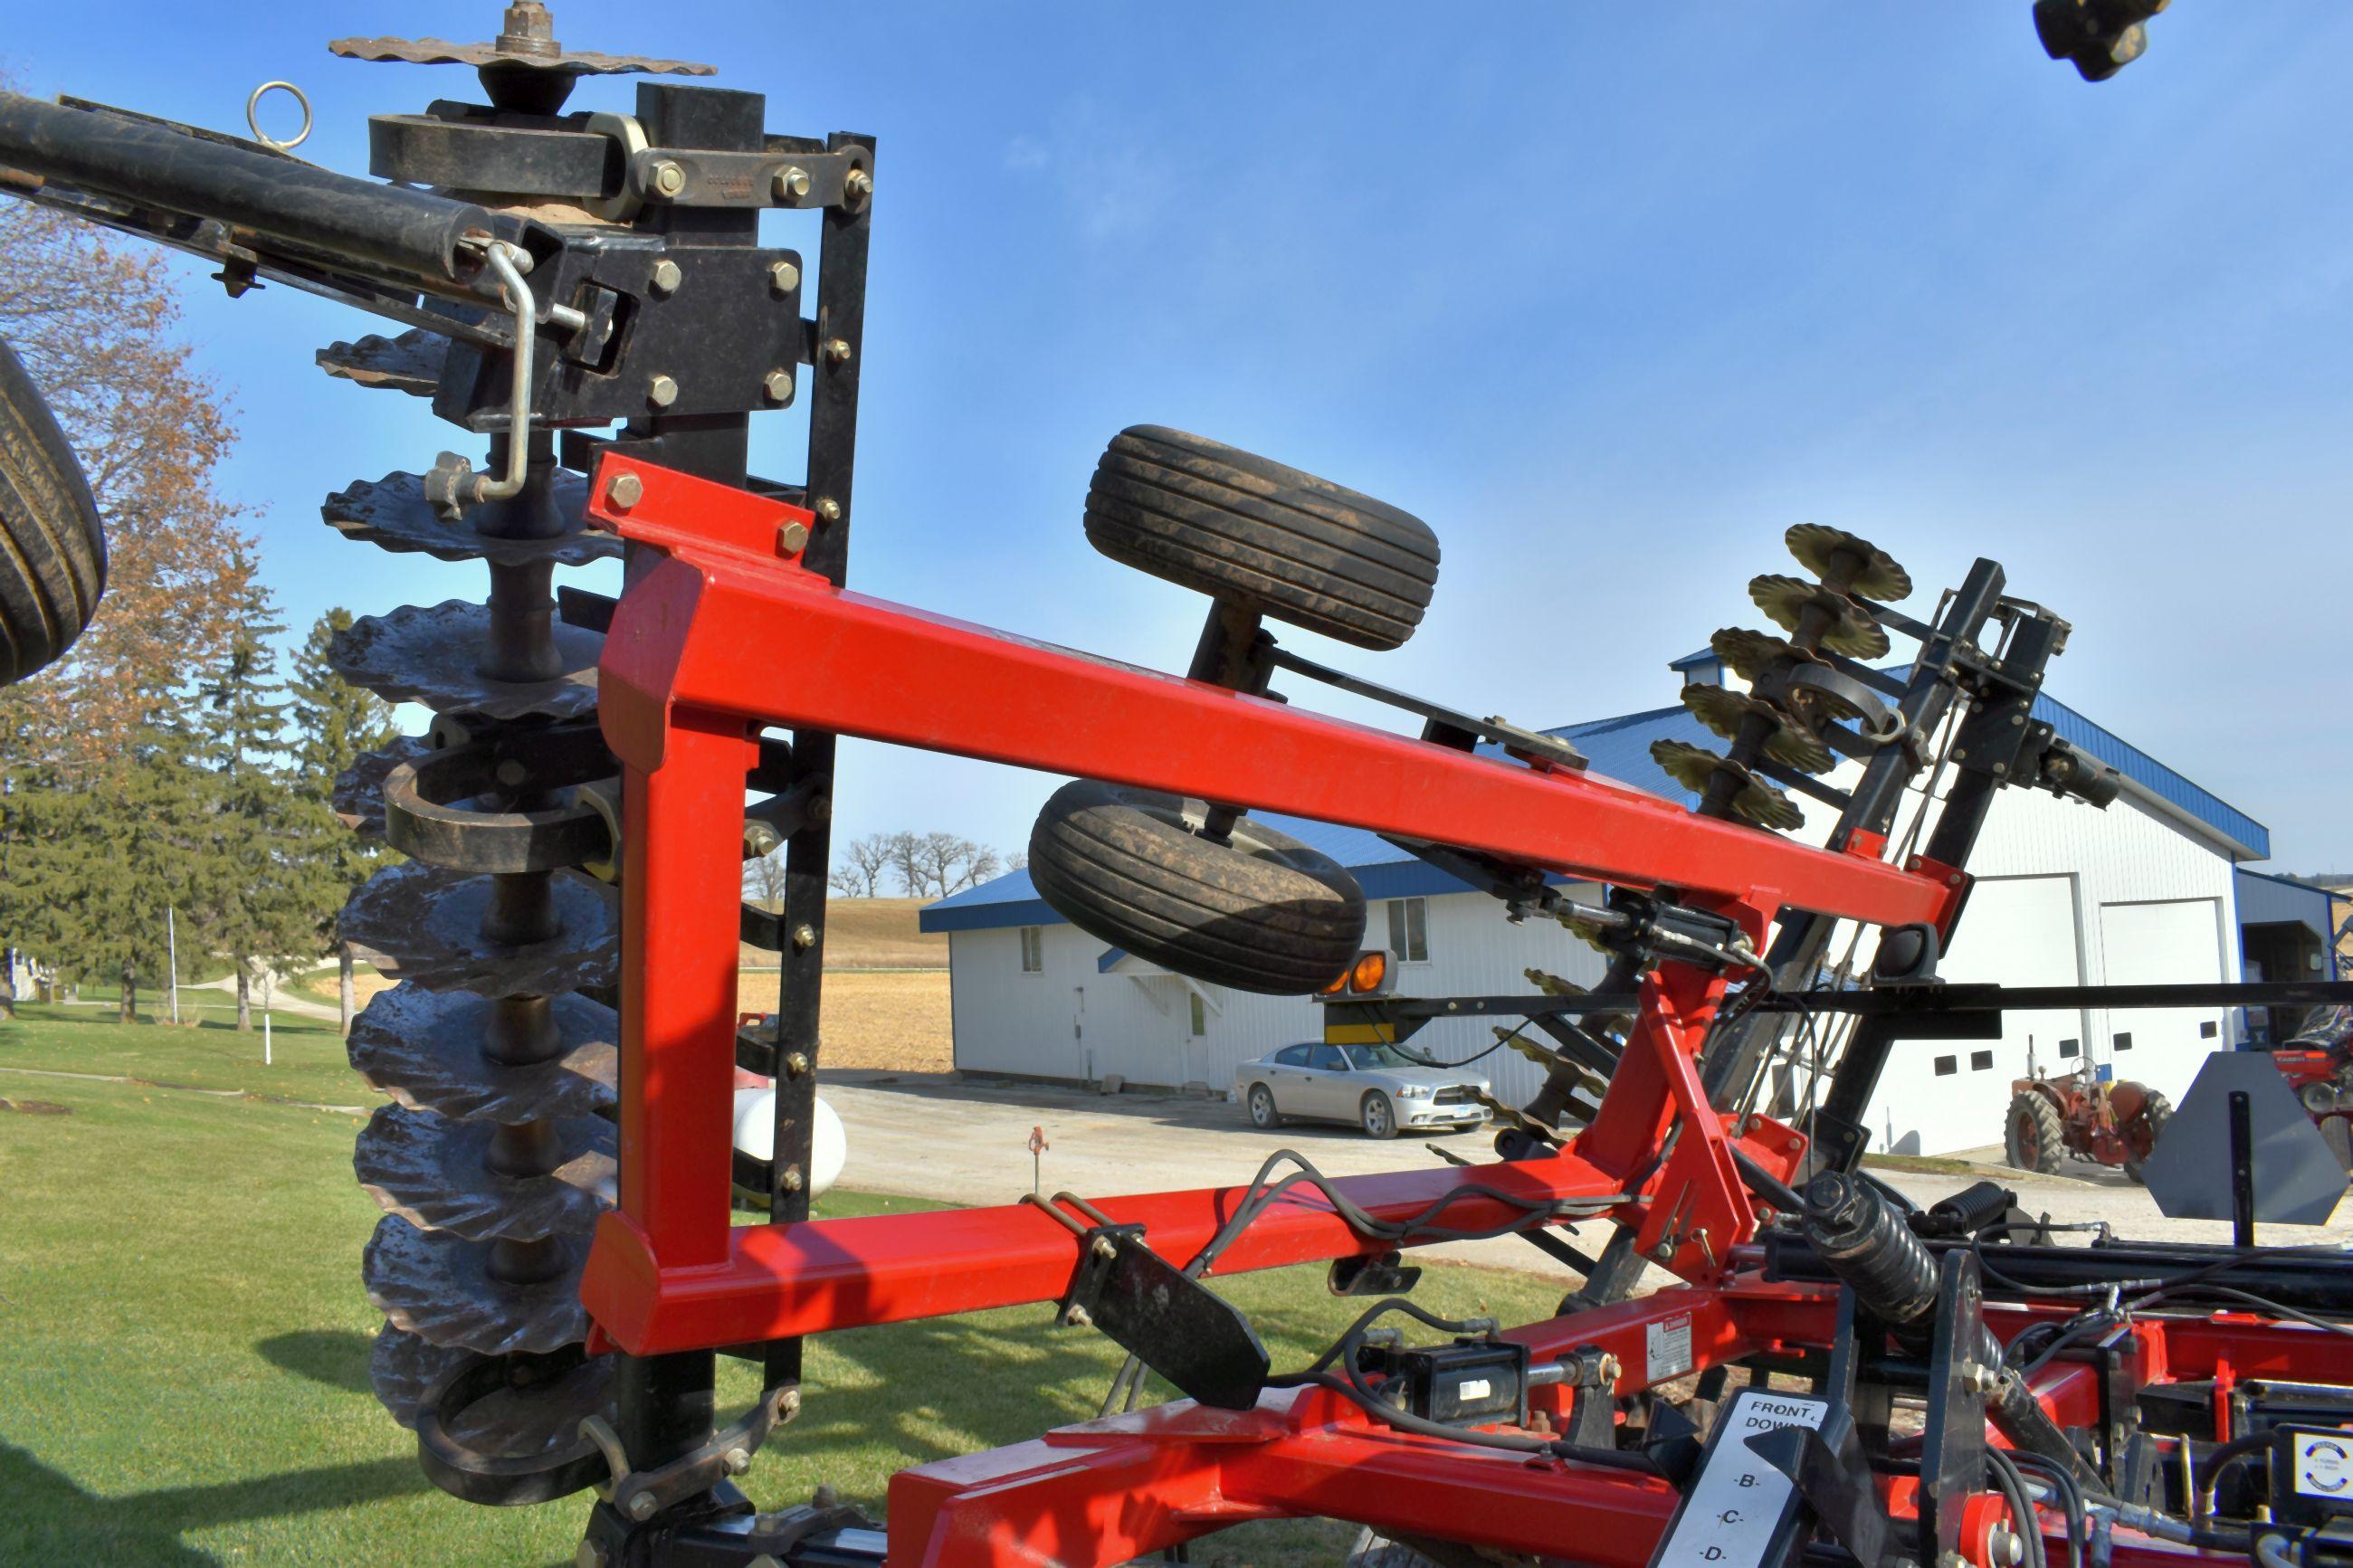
left=823, top=1071, right=2353, bottom=1282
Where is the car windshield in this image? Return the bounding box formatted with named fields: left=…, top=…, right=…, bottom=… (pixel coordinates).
left=1343, top=1043, right=1421, bottom=1071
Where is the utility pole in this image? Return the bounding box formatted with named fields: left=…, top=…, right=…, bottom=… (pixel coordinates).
left=167, top=907, right=180, bottom=1025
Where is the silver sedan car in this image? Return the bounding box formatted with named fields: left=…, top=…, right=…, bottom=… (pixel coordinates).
left=1234, top=1041, right=1490, bottom=1140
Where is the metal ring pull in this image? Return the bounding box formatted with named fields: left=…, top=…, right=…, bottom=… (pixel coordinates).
left=244, top=80, right=312, bottom=152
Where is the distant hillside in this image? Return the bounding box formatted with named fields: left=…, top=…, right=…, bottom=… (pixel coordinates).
left=740, top=896, right=948, bottom=969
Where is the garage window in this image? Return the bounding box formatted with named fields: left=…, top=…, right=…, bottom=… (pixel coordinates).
left=1933, top=1056, right=1957, bottom=1077
left=1386, top=898, right=1430, bottom=964
left=1189, top=993, right=1206, bottom=1037
left=2113, top=1031, right=2133, bottom=1052
left=1018, top=927, right=1043, bottom=974
left=1971, top=1050, right=1994, bottom=1071
left=2059, top=1038, right=2080, bottom=1059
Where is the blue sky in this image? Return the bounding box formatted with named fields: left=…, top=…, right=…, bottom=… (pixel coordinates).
left=7, top=5, right=2350, bottom=872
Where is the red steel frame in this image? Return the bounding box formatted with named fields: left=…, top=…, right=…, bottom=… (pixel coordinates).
left=575, top=456, right=2304, bottom=1566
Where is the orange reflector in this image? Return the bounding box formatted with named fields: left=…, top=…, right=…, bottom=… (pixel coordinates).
left=1348, top=951, right=1387, bottom=993
left=1319, top=969, right=1348, bottom=996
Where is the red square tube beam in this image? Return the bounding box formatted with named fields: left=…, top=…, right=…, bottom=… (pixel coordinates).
left=576, top=456, right=1953, bottom=1356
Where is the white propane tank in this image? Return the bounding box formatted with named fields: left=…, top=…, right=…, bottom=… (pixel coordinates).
left=731, top=1087, right=846, bottom=1198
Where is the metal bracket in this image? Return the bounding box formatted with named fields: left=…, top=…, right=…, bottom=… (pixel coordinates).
left=1024, top=1192, right=1271, bottom=1411
left=583, top=1382, right=800, bottom=1525
left=1917, top=1250, right=1989, bottom=1563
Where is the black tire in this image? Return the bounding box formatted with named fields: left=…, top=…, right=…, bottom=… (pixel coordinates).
left=0, top=337, right=105, bottom=689
left=1028, top=779, right=1366, bottom=995
left=1360, top=1090, right=1398, bottom=1141
left=1246, top=1083, right=1280, bottom=1129
left=1084, top=425, right=1439, bottom=651
left=2124, top=1090, right=2172, bottom=1186
left=2005, top=1090, right=2065, bottom=1175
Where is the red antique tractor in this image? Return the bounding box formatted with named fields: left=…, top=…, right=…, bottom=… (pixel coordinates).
left=2273, top=1003, right=2353, bottom=1170
left=2004, top=1069, right=2172, bottom=1183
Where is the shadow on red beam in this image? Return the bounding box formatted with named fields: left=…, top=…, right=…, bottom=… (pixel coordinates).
left=582, top=1149, right=1642, bottom=1356
left=884, top=1385, right=1683, bottom=1568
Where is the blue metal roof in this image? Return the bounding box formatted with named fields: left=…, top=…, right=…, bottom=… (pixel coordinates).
left=919, top=692, right=2268, bottom=932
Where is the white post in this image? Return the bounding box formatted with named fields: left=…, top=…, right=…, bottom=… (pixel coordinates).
left=167, top=907, right=180, bottom=1025
left=262, top=971, right=272, bottom=1066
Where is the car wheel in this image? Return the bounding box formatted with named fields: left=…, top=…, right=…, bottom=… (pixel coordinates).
left=1247, top=1083, right=1280, bottom=1129
left=1360, top=1091, right=1398, bottom=1140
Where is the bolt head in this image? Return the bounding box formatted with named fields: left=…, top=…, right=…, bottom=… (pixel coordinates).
left=844, top=168, right=873, bottom=200
left=783, top=1164, right=805, bottom=1192
left=626, top=1493, right=658, bottom=1521
left=781, top=1388, right=804, bottom=1417
left=649, top=158, right=687, bottom=197
left=764, top=368, right=795, bottom=404
left=605, top=472, right=644, bottom=509
left=777, top=520, right=810, bottom=554
left=814, top=497, right=843, bottom=523
left=1092, top=1235, right=1119, bottom=1259
left=822, top=337, right=853, bottom=366
left=768, top=259, right=801, bottom=295
left=647, top=374, right=679, bottom=409
left=775, top=165, right=811, bottom=201
left=723, top=1447, right=752, bottom=1476
left=792, top=922, right=817, bottom=950
left=649, top=258, right=682, bottom=296
left=785, top=1051, right=812, bottom=1077
left=1065, top=1305, right=1092, bottom=1327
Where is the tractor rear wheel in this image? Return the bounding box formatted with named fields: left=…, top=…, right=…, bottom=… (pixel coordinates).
left=2005, top=1090, right=2066, bottom=1175
left=0, top=337, right=106, bottom=689
left=1027, top=779, right=1366, bottom=995
left=1084, top=425, right=1441, bottom=651
left=2124, top=1090, right=2173, bottom=1186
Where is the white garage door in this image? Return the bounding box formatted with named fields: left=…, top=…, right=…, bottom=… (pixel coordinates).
left=2097, top=898, right=2225, bottom=1101
left=1871, top=875, right=2083, bottom=1155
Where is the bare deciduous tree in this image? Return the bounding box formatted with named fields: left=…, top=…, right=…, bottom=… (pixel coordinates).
left=828, top=833, right=895, bottom=898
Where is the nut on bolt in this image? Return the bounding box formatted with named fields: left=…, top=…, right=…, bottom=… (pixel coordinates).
left=768, top=260, right=801, bottom=294
left=822, top=337, right=853, bottom=367
left=844, top=167, right=873, bottom=203
left=649, top=258, right=682, bottom=297
left=774, top=165, right=811, bottom=201
left=648, top=157, right=687, bottom=197
left=764, top=368, right=795, bottom=404
left=814, top=497, right=843, bottom=523
left=785, top=1050, right=811, bottom=1077
left=777, top=521, right=810, bottom=555
left=722, top=1446, right=752, bottom=1476
left=626, top=1493, right=658, bottom=1521
left=1092, top=1235, right=1118, bottom=1260
left=605, top=472, right=644, bottom=509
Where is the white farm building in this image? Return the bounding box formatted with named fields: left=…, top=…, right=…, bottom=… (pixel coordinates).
left=921, top=649, right=2281, bottom=1157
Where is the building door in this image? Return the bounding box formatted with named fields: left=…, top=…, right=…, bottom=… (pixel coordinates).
left=2097, top=898, right=2226, bottom=1100
left=1884, top=874, right=2083, bottom=1155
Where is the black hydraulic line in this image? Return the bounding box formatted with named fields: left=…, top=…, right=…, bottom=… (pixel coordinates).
left=0, top=91, right=509, bottom=286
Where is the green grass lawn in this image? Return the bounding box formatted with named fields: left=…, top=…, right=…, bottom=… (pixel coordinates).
left=0, top=1008, right=1566, bottom=1565
left=0, top=1003, right=363, bottom=1108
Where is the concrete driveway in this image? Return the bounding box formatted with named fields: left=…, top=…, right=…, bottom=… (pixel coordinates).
left=823, top=1071, right=2353, bottom=1282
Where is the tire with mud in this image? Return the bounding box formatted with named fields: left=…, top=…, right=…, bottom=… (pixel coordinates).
left=0, top=337, right=105, bottom=688
left=2005, top=1090, right=2066, bottom=1175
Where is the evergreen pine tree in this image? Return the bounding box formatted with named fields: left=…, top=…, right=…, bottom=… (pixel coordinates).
left=287, top=606, right=403, bottom=1033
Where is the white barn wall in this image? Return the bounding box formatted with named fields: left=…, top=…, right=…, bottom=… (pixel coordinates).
left=946, top=751, right=2244, bottom=1157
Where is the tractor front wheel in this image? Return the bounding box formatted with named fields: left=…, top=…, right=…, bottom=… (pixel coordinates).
left=2124, top=1090, right=2173, bottom=1186
left=2005, top=1090, right=2066, bottom=1175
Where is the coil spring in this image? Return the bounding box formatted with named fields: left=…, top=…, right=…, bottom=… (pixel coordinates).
left=1801, top=1171, right=1940, bottom=1327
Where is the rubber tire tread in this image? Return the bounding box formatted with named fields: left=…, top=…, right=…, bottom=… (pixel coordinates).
left=2005, top=1090, right=2066, bottom=1175
left=1028, top=779, right=1365, bottom=995
left=0, top=337, right=103, bottom=688
left=1085, top=425, right=1438, bottom=651
left=2124, top=1090, right=2172, bottom=1185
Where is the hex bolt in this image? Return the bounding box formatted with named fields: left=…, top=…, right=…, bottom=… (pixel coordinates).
left=649, top=259, right=682, bottom=297
left=785, top=1050, right=811, bottom=1077
left=764, top=368, right=795, bottom=404
left=647, top=374, right=679, bottom=409
left=783, top=1164, right=805, bottom=1193
left=605, top=472, right=644, bottom=509
left=768, top=260, right=801, bottom=294
left=810, top=794, right=832, bottom=824
left=495, top=758, right=529, bottom=789
left=822, top=337, right=853, bottom=366
left=774, top=165, right=811, bottom=201
left=780, top=1388, right=803, bottom=1419
left=627, top=1493, right=658, bottom=1521
left=723, top=1446, right=752, bottom=1476
left=792, top=922, right=817, bottom=951
left=814, top=497, right=843, bottom=523
left=648, top=158, right=687, bottom=197
left=1092, top=1235, right=1118, bottom=1260
left=1065, top=1305, right=1093, bottom=1328
left=1958, top=1360, right=1999, bottom=1395
left=576, top=1543, right=611, bottom=1568
left=777, top=521, right=810, bottom=555
left=844, top=168, right=873, bottom=202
